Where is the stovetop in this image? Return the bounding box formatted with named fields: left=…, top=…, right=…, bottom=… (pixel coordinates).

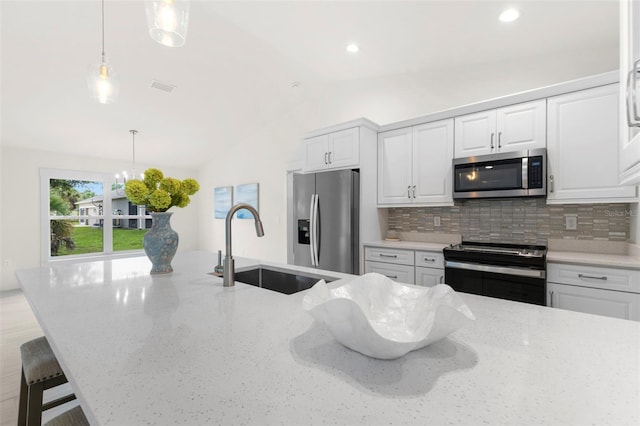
left=443, top=241, right=547, bottom=269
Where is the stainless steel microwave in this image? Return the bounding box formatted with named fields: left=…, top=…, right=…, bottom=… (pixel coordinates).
left=452, top=148, right=546, bottom=199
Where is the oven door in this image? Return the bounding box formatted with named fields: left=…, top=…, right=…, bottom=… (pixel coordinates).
left=445, top=261, right=546, bottom=305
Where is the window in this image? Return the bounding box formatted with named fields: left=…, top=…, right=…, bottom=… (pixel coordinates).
left=41, top=168, right=150, bottom=263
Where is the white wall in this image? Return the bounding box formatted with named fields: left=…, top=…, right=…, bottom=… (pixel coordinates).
left=197, top=46, right=619, bottom=264
left=0, top=146, right=200, bottom=291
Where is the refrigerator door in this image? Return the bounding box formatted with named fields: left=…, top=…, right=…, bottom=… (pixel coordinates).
left=315, top=170, right=359, bottom=274
left=292, top=173, right=316, bottom=268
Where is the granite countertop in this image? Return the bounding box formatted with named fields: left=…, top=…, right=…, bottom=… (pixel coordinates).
left=546, top=250, right=640, bottom=270
left=16, top=251, right=640, bottom=425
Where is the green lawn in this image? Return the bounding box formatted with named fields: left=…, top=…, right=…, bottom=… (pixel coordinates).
left=56, top=226, right=148, bottom=256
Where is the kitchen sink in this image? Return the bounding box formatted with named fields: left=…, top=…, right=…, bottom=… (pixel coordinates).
left=234, top=267, right=337, bottom=295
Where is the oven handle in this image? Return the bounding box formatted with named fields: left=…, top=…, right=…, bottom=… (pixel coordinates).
left=445, top=260, right=546, bottom=279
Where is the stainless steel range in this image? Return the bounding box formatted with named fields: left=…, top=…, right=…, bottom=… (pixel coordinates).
left=443, top=241, right=547, bottom=305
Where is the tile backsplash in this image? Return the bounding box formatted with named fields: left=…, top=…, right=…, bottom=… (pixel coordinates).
left=387, top=199, right=631, bottom=245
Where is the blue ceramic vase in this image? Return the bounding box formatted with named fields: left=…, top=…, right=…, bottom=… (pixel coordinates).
left=144, top=212, right=179, bottom=274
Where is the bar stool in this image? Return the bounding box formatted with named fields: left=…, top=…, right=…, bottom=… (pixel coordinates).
left=43, top=406, right=89, bottom=426
left=18, top=336, right=76, bottom=426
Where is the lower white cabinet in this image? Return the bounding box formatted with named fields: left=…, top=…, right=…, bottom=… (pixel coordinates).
left=364, top=245, right=444, bottom=287
left=547, top=263, right=640, bottom=321
left=415, top=267, right=445, bottom=287
left=365, top=261, right=415, bottom=284
left=547, top=282, right=640, bottom=321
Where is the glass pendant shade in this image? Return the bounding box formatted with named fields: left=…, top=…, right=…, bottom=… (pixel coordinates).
left=145, top=0, right=190, bottom=47
left=87, top=57, right=119, bottom=104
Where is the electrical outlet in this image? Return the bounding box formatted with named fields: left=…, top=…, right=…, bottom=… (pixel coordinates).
left=565, top=216, right=577, bottom=230
left=434, top=216, right=441, bottom=227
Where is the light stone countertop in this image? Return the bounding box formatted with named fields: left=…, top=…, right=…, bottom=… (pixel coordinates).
left=16, top=251, right=640, bottom=425
left=547, top=250, right=640, bottom=270
left=364, top=240, right=451, bottom=252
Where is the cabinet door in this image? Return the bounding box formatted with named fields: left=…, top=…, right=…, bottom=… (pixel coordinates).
left=547, top=84, right=638, bottom=203
left=303, top=135, right=329, bottom=172
left=377, top=128, right=413, bottom=204
left=496, top=100, right=546, bottom=152
left=415, top=267, right=444, bottom=287
left=547, top=282, right=640, bottom=321
left=412, top=119, right=454, bottom=204
left=619, top=0, right=640, bottom=185
left=454, top=109, right=496, bottom=157
left=365, top=261, right=415, bottom=284
left=327, top=127, right=359, bottom=169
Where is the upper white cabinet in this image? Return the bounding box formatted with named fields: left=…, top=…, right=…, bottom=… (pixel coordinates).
left=454, top=100, right=546, bottom=158
left=303, top=127, right=359, bottom=172
left=378, top=119, right=454, bottom=206
left=547, top=84, right=638, bottom=203
left=619, top=0, right=640, bottom=185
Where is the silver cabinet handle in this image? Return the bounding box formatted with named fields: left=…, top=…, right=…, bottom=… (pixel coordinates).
left=328, top=151, right=332, bottom=164
left=423, top=257, right=436, bottom=262
left=498, top=131, right=502, bottom=149
left=490, top=132, right=495, bottom=150
left=386, top=275, right=398, bottom=279
left=549, top=290, right=554, bottom=307
left=324, top=152, right=328, bottom=165
left=379, top=253, right=398, bottom=258
left=407, top=185, right=411, bottom=199
left=412, top=185, right=416, bottom=199
left=439, top=275, right=444, bottom=284
left=549, top=175, right=554, bottom=193
left=578, top=273, right=608, bottom=281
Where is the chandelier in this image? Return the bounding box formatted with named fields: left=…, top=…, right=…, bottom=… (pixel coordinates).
left=115, top=130, right=143, bottom=194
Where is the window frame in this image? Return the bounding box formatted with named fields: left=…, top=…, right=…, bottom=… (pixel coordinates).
left=40, top=168, right=149, bottom=264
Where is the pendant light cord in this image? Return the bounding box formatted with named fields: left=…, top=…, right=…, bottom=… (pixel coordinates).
left=101, top=0, right=106, bottom=62
left=130, top=130, right=138, bottom=179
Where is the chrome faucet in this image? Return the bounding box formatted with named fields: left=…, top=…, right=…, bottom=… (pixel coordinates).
left=223, top=203, right=265, bottom=287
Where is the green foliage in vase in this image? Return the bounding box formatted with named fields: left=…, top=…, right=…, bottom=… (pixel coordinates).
left=124, top=168, right=200, bottom=212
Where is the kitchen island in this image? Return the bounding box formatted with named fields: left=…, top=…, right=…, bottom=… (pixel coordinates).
left=17, top=251, right=640, bottom=425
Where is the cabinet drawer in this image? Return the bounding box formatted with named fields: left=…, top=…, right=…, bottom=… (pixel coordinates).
left=365, top=261, right=415, bottom=285
left=415, top=267, right=444, bottom=287
left=415, top=251, right=444, bottom=268
left=547, top=282, right=640, bottom=321
left=364, top=247, right=414, bottom=266
left=548, top=263, right=640, bottom=294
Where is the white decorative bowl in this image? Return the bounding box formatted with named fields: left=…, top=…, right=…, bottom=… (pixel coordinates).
left=302, top=273, right=475, bottom=360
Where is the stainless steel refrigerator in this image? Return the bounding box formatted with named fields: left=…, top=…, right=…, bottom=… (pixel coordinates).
left=292, top=170, right=359, bottom=274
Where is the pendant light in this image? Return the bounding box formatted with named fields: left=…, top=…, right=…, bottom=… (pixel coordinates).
left=145, top=0, right=190, bottom=47
left=88, top=0, right=119, bottom=104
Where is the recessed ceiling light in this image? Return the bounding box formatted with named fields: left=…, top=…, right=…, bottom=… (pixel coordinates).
left=499, top=9, right=520, bottom=23
left=346, top=43, right=359, bottom=53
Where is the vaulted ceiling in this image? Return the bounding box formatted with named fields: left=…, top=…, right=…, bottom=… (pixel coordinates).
left=0, top=1, right=618, bottom=168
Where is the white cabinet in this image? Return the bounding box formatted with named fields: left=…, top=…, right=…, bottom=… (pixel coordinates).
left=303, top=127, right=359, bottom=172
left=547, top=263, right=640, bottom=321
left=364, top=245, right=444, bottom=287
left=619, top=0, right=640, bottom=185
left=365, top=262, right=415, bottom=285
left=547, top=84, right=638, bottom=203
left=378, top=119, right=453, bottom=206
left=454, top=100, right=546, bottom=158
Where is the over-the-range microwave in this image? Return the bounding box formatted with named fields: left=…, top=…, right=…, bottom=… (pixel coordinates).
left=452, top=148, right=546, bottom=200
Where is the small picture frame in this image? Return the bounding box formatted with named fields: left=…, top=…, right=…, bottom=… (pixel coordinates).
left=214, top=186, right=233, bottom=219
left=234, top=183, right=259, bottom=219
